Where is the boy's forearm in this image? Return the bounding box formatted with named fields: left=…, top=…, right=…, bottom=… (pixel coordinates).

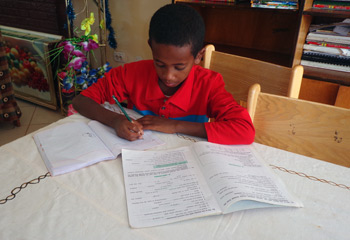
left=174, top=120, right=207, bottom=139
left=72, top=95, right=122, bottom=128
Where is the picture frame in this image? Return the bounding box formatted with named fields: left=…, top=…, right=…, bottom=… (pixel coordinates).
left=0, top=26, right=63, bottom=110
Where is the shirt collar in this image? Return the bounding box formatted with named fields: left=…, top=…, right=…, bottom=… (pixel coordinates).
left=169, top=66, right=195, bottom=112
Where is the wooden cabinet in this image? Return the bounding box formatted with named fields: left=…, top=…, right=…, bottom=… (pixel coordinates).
left=174, top=0, right=302, bottom=67
left=174, top=0, right=350, bottom=106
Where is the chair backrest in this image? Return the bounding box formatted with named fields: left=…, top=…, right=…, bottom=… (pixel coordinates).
left=247, top=83, right=350, bottom=167
left=203, top=44, right=304, bottom=106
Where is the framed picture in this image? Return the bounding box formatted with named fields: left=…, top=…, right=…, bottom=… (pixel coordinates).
left=0, top=26, right=62, bottom=110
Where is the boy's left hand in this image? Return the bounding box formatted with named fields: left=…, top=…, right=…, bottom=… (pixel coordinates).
left=137, top=115, right=176, bottom=134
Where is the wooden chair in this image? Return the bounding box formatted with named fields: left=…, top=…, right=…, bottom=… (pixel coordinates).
left=335, top=86, right=350, bottom=109
left=247, top=83, right=350, bottom=167
left=203, top=44, right=304, bottom=107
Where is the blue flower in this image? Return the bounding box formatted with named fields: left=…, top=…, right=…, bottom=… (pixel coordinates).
left=89, top=69, right=97, bottom=76
left=76, top=75, right=86, bottom=85
left=63, top=79, right=73, bottom=90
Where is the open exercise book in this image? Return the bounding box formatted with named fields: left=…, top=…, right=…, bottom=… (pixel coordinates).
left=122, top=142, right=303, bottom=228
left=34, top=106, right=165, bottom=176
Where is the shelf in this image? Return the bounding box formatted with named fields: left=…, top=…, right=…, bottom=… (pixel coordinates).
left=175, top=0, right=299, bottom=13
left=303, top=66, right=350, bottom=86
left=303, top=8, right=350, bottom=18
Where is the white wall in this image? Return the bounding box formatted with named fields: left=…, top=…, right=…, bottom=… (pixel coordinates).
left=108, top=0, right=172, bottom=67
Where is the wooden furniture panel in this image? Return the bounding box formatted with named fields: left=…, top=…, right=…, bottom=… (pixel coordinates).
left=176, top=0, right=349, bottom=90
left=175, top=0, right=301, bottom=67
left=203, top=44, right=304, bottom=107
left=247, top=83, right=350, bottom=167
left=335, top=86, right=350, bottom=109
left=299, top=78, right=339, bottom=105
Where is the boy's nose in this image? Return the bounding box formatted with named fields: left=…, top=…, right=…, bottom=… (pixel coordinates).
left=162, top=69, right=175, bottom=81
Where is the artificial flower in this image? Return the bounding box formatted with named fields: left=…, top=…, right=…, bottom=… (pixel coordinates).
left=81, top=12, right=95, bottom=35
left=79, top=38, right=99, bottom=51
left=57, top=71, right=67, bottom=80
left=68, top=56, right=86, bottom=70
left=91, top=34, right=99, bottom=43
left=58, top=41, right=74, bottom=54
left=52, top=11, right=111, bottom=95
left=99, top=19, right=105, bottom=30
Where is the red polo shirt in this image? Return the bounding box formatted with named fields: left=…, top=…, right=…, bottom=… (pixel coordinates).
left=81, top=60, right=255, bottom=144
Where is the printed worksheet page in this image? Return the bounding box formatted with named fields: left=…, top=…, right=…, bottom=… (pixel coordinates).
left=192, top=142, right=303, bottom=213
left=122, top=147, right=221, bottom=228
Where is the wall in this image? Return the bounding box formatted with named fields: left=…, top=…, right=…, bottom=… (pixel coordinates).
left=107, top=0, right=171, bottom=67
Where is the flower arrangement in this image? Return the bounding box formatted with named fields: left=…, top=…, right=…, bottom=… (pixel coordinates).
left=50, top=10, right=112, bottom=113
left=53, top=12, right=111, bottom=91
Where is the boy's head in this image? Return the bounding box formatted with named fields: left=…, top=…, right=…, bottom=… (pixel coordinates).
left=148, top=3, right=205, bottom=57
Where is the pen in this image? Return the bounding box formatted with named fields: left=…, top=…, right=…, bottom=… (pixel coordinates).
left=112, top=95, right=132, bottom=122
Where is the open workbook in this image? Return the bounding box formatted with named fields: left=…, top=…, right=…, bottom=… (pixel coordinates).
left=122, top=142, right=303, bottom=228
left=34, top=107, right=165, bottom=176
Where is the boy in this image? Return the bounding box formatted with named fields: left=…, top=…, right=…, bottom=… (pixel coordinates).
left=72, top=4, right=255, bottom=145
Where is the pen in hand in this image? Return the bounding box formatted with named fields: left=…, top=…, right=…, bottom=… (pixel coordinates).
left=112, top=95, right=132, bottom=122
left=112, top=95, right=143, bottom=137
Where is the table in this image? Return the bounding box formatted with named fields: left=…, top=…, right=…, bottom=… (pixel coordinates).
left=1, top=113, right=350, bottom=240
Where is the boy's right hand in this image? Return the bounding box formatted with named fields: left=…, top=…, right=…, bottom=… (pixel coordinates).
left=112, top=117, right=144, bottom=141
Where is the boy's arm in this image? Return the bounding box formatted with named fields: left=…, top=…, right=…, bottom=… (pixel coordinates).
left=137, top=115, right=207, bottom=139
left=72, top=95, right=143, bottom=141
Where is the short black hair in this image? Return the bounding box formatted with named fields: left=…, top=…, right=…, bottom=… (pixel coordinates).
left=149, top=4, right=205, bottom=57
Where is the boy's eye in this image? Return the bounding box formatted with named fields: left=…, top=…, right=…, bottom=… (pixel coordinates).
left=175, top=66, right=186, bottom=71
left=156, top=63, right=165, bottom=68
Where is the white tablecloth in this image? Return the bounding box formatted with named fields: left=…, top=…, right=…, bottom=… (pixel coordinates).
left=1, top=114, right=349, bottom=240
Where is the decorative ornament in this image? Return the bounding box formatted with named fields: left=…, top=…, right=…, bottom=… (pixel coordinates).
left=66, top=0, right=76, bottom=29
left=104, top=0, right=117, bottom=49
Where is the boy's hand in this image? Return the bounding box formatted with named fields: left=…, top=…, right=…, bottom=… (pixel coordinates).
left=113, top=117, right=144, bottom=141
left=137, top=115, right=176, bottom=134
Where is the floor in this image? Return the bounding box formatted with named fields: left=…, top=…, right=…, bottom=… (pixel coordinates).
left=0, top=98, right=65, bottom=147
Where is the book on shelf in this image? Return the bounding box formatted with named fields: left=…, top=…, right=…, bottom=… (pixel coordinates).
left=251, top=0, right=298, bottom=9
left=303, top=43, right=350, bottom=56
left=301, top=59, right=350, bottom=72
left=34, top=106, right=165, bottom=176
left=122, top=142, right=303, bottom=228
left=306, top=40, right=350, bottom=50
left=308, top=20, right=350, bottom=37
left=302, top=51, right=350, bottom=65
left=306, top=32, right=350, bottom=45
left=312, top=0, right=350, bottom=10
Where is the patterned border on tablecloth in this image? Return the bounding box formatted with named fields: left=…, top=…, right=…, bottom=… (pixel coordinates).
left=176, top=134, right=350, bottom=191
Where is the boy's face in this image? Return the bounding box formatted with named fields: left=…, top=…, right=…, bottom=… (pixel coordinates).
left=149, top=40, right=203, bottom=95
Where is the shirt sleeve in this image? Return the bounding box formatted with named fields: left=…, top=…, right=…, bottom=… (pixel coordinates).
left=204, top=74, right=255, bottom=145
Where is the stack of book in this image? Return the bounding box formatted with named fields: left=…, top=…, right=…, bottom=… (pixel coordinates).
left=301, top=20, right=350, bottom=73
left=312, top=0, right=350, bottom=10
left=251, top=0, right=298, bottom=9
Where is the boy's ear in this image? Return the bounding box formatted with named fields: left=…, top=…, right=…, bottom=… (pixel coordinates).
left=148, top=39, right=152, bottom=49
left=194, top=47, right=206, bottom=65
